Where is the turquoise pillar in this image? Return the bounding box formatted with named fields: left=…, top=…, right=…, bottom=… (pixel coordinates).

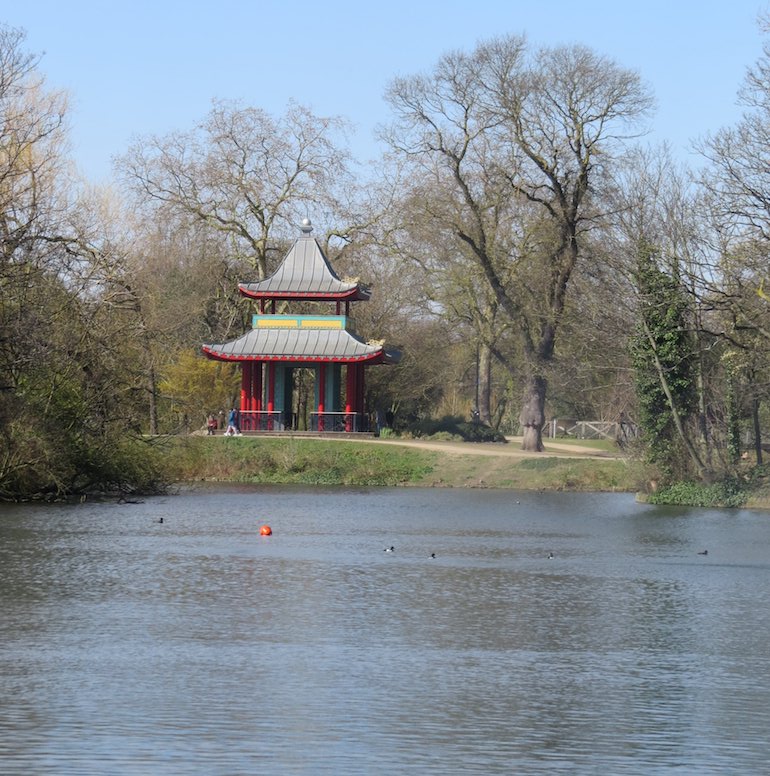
left=326, top=364, right=341, bottom=412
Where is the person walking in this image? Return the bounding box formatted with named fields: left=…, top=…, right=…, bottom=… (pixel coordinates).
left=225, top=407, right=241, bottom=436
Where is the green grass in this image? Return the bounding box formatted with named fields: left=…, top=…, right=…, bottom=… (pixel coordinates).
left=155, top=435, right=770, bottom=503
left=514, top=458, right=636, bottom=491
left=518, top=457, right=565, bottom=471
left=546, top=437, right=618, bottom=452
left=158, top=435, right=646, bottom=493
left=164, top=436, right=435, bottom=487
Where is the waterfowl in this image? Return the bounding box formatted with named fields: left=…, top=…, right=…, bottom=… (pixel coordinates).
left=384, top=546, right=394, bottom=553
left=548, top=552, right=554, bottom=559
left=429, top=553, right=436, bottom=559
left=697, top=549, right=708, bottom=555
left=156, top=517, right=164, bottom=524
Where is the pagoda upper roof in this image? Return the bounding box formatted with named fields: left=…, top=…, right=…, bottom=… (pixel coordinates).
left=239, top=220, right=371, bottom=302
left=202, top=327, right=400, bottom=365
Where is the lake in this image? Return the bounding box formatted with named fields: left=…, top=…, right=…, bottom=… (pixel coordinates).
left=1, top=486, right=769, bottom=774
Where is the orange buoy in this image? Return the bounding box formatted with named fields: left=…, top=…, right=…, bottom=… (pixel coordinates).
left=259, top=524, right=272, bottom=536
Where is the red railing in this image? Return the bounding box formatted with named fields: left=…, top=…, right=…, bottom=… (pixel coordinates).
left=238, top=411, right=284, bottom=432
left=310, top=412, right=362, bottom=432
left=231, top=411, right=364, bottom=433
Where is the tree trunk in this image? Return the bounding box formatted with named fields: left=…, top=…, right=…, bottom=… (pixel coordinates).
left=147, top=363, right=158, bottom=435
left=695, top=356, right=712, bottom=467
left=478, top=341, right=492, bottom=425
left=519, top=374, right=546, bottom=451
left=753, top=398, right=763, bottom=466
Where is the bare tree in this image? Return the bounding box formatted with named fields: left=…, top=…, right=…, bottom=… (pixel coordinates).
left=698, top=15, right=770, bottom=340
left=694, top=17, right=770, bottom=463
left=0, top=24, right=68, bottom=273
left=0, top=23, right=70, bottom=468
left=117, top=100, right=355, bottom=278
left=384, top=35, right=652, bottom=449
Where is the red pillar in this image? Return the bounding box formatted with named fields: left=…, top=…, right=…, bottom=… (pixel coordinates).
left=240, top=362, right=250, bottom=418
left=318, top=363, right=326, bottom=432
left=267, top=362, right=275, bottom=430
left=254, top=362, right=263, bottom=413
left=345, top=363, right=355, bottom=432
left=357, top=363, right=366, bottom=431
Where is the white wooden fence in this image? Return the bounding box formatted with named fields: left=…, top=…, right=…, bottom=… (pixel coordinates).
left=545, top=419, right=639, bottom=441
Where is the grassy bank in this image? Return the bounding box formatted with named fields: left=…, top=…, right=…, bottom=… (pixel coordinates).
left=153, top=436, right=770, bottom=505
left=424, top=449, right=640, bottom=491
left=159, top=435, right=642, bottom=491
left=162, top=436, right=435, bottom=487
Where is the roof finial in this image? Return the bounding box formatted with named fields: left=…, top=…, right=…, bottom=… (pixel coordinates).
left=300, top=218, right=313, bottom=235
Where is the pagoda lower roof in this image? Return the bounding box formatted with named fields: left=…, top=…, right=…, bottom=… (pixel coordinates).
left=202, top=328, right=400, bottom=364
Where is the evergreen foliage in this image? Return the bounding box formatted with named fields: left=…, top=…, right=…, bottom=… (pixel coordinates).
left=630, top=246, right=698, bottom=481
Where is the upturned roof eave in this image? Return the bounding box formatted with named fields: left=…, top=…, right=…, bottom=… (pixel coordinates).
left=238, top=285, right=370, bottom=302
left=201, top=326, right=397, bottom=365
left=201, top=345, right=389, bottom=365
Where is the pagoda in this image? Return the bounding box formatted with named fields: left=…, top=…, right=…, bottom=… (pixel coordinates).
left=202, top=219, right=400, bottom=433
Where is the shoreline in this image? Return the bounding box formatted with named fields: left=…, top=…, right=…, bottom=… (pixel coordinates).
left=170, top=434, right=640, bottom=493
left=169, top=435, right=770, bottom=509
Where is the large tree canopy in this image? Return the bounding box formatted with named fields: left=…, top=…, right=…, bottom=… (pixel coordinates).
left=384, top=35, right=653, bottom=449
left=117, top=100, right=355, bottom=279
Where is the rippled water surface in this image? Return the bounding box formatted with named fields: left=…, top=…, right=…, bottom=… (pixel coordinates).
left=2, top=486, right=770, bottom=774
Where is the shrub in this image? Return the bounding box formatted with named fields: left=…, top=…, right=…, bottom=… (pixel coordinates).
left=412, top=415, right=507, bottom=443
left=647, top=479, right=747, bottom=508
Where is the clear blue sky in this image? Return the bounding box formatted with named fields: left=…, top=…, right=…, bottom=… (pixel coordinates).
left=2, top=0, right=767, bottom=181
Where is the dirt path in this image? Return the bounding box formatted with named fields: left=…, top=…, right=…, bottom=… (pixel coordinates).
left=363, top=435, right=629, bottom=489
left=368, top=436, right=618, bottom=460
